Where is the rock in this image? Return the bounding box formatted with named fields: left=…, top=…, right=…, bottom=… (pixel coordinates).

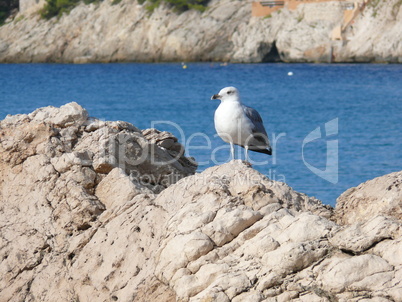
left=142, top=128, right=185, bottom=154
left=50, top=150, right=93, bottom=173
left=29, top=102, right=89, bottom=127
left=150, top=162, right=401, bottom=301
left=0, top=0, right=401, bottom=63
left=154, top=161, right=333, bottom=300
left=0, top=102, right=197, bottom=302
left=1, top=103, right=402, bottom=301
left=74, top=118, right=197, bottom=187
left=371, top=237, right=402, bottom=267
left=0, top=122, right=54, bottom=166
left=329, top=215, right=402, bottom=254
left=95, top=167, right=153, bottom=209
left=315, top=254, right=394, bottom=293
left=19, top=0, right=46, bottom=14
left=334, top=171, right=402, bottom=225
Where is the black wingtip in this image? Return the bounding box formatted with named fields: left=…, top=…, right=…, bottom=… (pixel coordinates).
left=249, top=147, right=272, bottom=156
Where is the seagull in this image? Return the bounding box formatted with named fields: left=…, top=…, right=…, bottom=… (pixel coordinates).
left=211, top=86, right=272, bottom=162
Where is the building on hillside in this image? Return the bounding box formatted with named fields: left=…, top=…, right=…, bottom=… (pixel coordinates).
left=252, top=1, right=285, bottom=17
left=252, top=0, right=368, bottom=18
left=252, top=0, right=369, bottom=41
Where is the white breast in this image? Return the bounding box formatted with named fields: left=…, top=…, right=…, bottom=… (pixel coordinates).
left=214, top=102, right=252, bottom=146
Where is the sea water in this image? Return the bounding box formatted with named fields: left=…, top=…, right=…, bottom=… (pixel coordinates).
left=0, top=63, right=401, bottom=206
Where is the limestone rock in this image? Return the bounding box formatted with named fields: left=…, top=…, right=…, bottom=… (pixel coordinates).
left=315, top=254, right=394, bottom=294
left=0, top=102, right=197, bottom=302
left=0, top=0, right=400, bottom=63
left=1, top=103, right=401, bottom=301
left=30, top=102, right=89, bottom=127
left=329, top=215, right=402, bottom=254
left=142, top=128, right=181, bottom=152
left=95, top=167, right=153, bottom=209
left=151, top=162, right=401, bottom=301
left=334, top=171, right=402, bottom=225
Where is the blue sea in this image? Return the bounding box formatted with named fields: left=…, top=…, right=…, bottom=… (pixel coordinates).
left=0, top=63, right=401, bottom=207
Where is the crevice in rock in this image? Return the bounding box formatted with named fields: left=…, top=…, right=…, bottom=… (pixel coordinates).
left=64, top=225, right=101, bottom=267
left=12, top=251, right=45, bottom=281
left=68, top=252, right=75, bottom=260
left=340, top=248, right=356, bottom=256
left=77, top=222, right=92, bottom=231
left=340, top=236, right=393, bottom=256
left=309, top=286, right=338, bottom=302
left=261, top=41, right=282, bottom=63
left=362, top=237, right=393, bottom=253
left=310, top=249, right=331, bottom=269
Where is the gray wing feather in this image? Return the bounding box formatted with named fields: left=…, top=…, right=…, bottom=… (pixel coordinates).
left=242, top=105, right=272, bottom=153
left=242, top=105, right=268, bottom=136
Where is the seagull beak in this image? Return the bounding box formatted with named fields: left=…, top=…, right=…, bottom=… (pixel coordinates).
left=211, top=94, right=221, bottom=100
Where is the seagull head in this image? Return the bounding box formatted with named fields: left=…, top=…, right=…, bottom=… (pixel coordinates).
left=211, top=86, right=240, bottom=103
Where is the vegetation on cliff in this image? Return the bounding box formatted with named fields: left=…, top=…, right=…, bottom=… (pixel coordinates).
left=40, top=0, right=209, bottom=19
left=1, top=0, right=400, bottom=63
left=40, top=0, right=97, bottom=19
left=0, top=0, right=18, bottom=24
left=138, top=0, right=209, bottom=13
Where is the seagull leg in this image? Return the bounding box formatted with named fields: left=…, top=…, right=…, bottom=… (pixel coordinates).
left=244, top=146, right=252, bottom=166
left=230, top=142, right=235, bottom=161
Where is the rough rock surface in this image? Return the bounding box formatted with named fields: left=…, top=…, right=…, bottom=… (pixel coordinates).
left=0, top=102, right=196, bottom=301
left=0, top=0, right=401, bottom=63
left=334, top=171, right=402, bottom=225
left=1, top=103, right=402, bottom=301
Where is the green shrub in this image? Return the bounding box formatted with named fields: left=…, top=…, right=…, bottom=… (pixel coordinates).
left=0, top=11, right=6, bottom=24
left=0, top=0, right=19, bottom=25
left=143, top=0, right=210, bottom=13
left=40, top=0, right=98, bottom=19
left=39, top=0, right=209, bottom=20
left=144, top=0, right=161, bottom=12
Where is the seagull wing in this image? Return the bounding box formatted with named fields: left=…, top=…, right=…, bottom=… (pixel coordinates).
left=242, top=105, right=271, bottom=153
left=243, top=105, right=268, bottom=137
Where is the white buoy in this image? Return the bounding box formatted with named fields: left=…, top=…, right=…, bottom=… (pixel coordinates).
left=288, top=71, right=293, bottom=76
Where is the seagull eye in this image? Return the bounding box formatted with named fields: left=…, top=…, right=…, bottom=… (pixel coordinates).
left=227, top=91, right=232, bottom=94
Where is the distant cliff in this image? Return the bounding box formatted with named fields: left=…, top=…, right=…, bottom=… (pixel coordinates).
left=0, top=0, right=401, bottom=63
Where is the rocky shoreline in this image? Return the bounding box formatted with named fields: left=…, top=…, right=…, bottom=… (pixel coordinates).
left=0, top=103, right=401, bottom=301
left=0, top=0, right=401, bottom=63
